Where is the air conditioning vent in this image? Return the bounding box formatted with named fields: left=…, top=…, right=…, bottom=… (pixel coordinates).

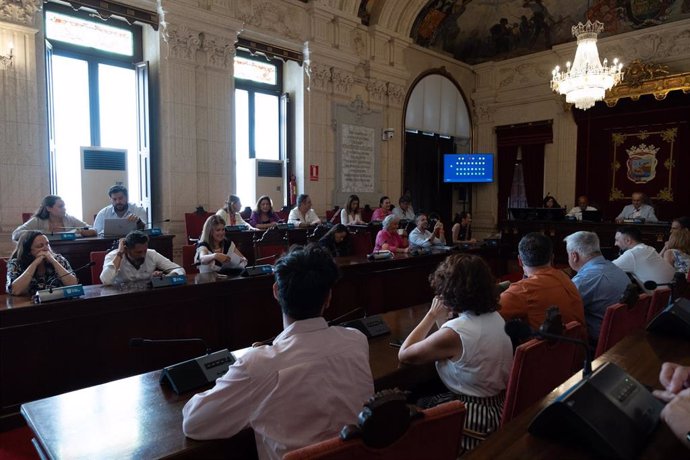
left=83, top=150, right=127, bottom=171
left=257, top=160, right=282, bottom=178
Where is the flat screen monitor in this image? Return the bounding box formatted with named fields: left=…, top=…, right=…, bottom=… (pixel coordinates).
left=443, top=154, right=494, bottom=183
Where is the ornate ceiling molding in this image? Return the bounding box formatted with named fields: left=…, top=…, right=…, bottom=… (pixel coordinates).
left=237, top=0, right=304, bottom=41
left=604, top=60, right=690, bottom=107
left=0, top=0, right=41, bottom=26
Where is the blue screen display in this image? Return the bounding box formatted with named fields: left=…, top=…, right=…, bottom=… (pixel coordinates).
left=443, top=154, right=494, bottom=183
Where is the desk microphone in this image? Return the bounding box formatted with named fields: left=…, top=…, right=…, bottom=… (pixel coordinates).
left=57, top=226, right=90, bottom=230
left=254, top=255, right=277, bottom=264
left=146, top=219, right=170, bottom=227
left=643, top=272, right=687, bottom=300
left=327, top=306, right=365, bottom=326
left=46, top=261, right=96, bottom=292
left=129, top=337, right=211, bottom=354
left=130, top=336, right=235, bottom=394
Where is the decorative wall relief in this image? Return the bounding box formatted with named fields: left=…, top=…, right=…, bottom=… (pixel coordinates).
left=237, top=0, right=303, bottom=40
left=307, top=62, right=332, bottom=92
left=164, top=24, right=202, bottom=62
left=201, top=32, right=235, bottom=69
left=332, top=67, right=354, bottom=95
left=0, top=0, right=42, bottom=26
left=366, top=78, right=387, bottom=105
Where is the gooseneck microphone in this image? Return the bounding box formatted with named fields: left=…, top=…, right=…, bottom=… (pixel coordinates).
left=46, top=261, right=96, bottom=292
left=129, top=337, right=211, bottom=355
left=146, top=219, right=171, bottom=227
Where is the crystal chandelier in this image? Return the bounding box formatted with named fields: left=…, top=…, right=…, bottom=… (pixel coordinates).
left=551, top=20, right=623, bottom=110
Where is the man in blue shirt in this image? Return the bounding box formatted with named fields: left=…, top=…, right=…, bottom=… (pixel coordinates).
left=564, top=231, right=631, bottom=345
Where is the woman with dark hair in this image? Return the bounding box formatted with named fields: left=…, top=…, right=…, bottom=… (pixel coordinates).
left=318, top=224, right=351, bottom=257
left=12, top=195, right=96, bottom=241
left=217, top=194, right=255, bottom=230
left=398, top=253, right=513, bottom=452
left=195, top=215, right=247, bottom=273
left=543, top=195, right=560, bottom=208
left=6, top=230, right=78, bottom=295
left=340, top=194, right=365, bottom=225
left=249, top=195, right=281, bottom=229
left=370, top=196, right=392, bottom=222
left=451, top=211, right=475, bottom=243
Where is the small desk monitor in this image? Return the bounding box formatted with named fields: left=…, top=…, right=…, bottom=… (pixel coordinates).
left=582, top=210, right=602, bottom=222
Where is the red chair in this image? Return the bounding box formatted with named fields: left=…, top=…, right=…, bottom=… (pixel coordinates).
left=284, top=400, right=466, bottom=460
left=89, top=251, right=108, bottom=285
left=361, top=207, right=373, bottom=223
left=182, top=245, right=199, bottom=274
left=595, top=293, right=651, bottom=358
left=647, top=287, right=671, bottom=324
left=21, top=212, right=32, bottom=223
left=184, top=211, right=213, bottom=244
left=350, top=230, right=373, bottom=256
left=501, top=321, right=584, bottom=426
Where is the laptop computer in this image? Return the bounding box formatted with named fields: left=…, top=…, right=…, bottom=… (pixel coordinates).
left=103, top=218, right=138, bottom=238
left=582, top=210, right=602, bottom=222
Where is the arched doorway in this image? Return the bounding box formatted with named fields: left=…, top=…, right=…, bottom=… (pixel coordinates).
left=403, top=71, right=471, bottom=227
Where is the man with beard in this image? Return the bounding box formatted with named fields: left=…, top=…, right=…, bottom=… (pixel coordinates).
left=100, top=230, right=184, bottom=285
left=93, top=185, right=147, bottom=235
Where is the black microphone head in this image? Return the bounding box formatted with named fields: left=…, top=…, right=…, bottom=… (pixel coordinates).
left=88, top=261, right=96, bottom=267
left=129, top=338, right=145, bottom=347
left=643, top=280, right=657, bottom=291
left=539, top=306, right=563, bottom=336
left=673, top=272, right=687, bottom=284
left=504, top=319, right=533, bottom=350
left=163, top=219, right=171, bottom=222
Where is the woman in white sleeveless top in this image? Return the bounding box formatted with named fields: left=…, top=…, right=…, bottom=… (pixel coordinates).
left=398, top=253, right=513, bottom=453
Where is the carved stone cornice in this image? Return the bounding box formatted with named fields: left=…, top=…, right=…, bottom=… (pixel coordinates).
left=604, top=61, right=690, bottom=107
left=366, top=78, right=387, bottom=105
left=331, top=67, right=354, bottom=96
left=308, top=62, right=332, bottom=92
left=474, top=103, right=495, bottom=124
left=201, top=32, right=235, bottom=69
left=387, top=82, right=405, bottom=107
left=164, top=24, right=202, bottom=63
left=237, top=0, right=303, bottom=41
left=0, top=0, right=41, bottom=26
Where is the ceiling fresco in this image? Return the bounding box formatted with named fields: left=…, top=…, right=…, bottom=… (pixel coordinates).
left=358, top=1, right=690, bottom=64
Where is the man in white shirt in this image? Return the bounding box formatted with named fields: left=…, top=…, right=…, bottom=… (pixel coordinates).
left=182, top=244, right=373, bottom=460
left=93, top=185, right=148, bottom=235
left=612, top=226, right=674, bottom=292
left=392, top=195, right=415, bottom=220
left=566, top=195, right=597, bottom=221
left=287, top=194, right=321, bottom=227
left=409, top=213, right=446, bottom=248
left=100, top=230, right=184, bottom=285
left=615, top=192, right=658, bottom=223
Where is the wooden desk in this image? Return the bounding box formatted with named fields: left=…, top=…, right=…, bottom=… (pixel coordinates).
left=20, top=305, right=433, bottom=460
left=49, top=235, right=175, bottom=285
left=1, top=251, right=449, bottom=426
left=465, top=331, right=690, bottom=460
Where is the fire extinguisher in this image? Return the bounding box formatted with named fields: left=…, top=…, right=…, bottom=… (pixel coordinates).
left=289, top=174, right=297, bottom=206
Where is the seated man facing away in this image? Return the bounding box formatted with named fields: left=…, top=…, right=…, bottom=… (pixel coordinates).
left=612, top=226, right=675, bottom=293
left=500, top=232, right=585, bottom=332
left=182, top=244, right=374, bottom=460
left=408, top=213, right=446, bottom=248
left=615, top=192, right=658, bottom=223
left=564, top=231, right=630, bottom=345
left=100, top=230, right=185, bottom=285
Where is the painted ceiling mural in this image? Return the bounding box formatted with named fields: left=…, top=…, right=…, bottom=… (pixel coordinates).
left=358, top=1, right=690, bottom=64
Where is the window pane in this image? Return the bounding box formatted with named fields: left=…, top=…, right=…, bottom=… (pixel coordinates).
left=99, top=64, right=138, bottom=201
left=46, top=11, right=133, bottom=56
left=254, top=93, right=279, bottom=160
left=234, top=56, right=276, bottom=85
left=235, top=89, right=249, bottom=157
left=52, top=55, right=90, bottom=220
